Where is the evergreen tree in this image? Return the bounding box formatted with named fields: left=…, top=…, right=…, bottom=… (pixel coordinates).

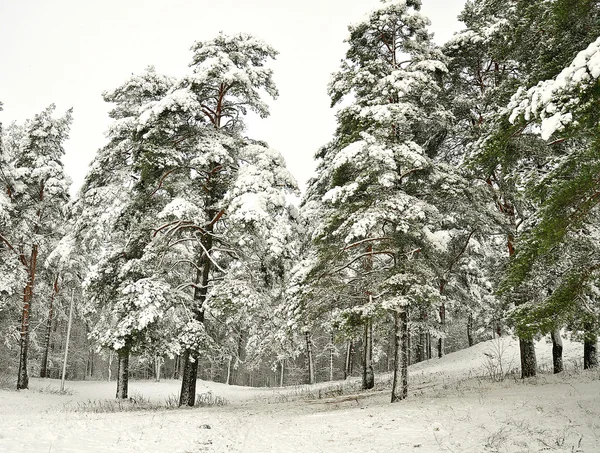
left=0, top=105, right=72, bottom=389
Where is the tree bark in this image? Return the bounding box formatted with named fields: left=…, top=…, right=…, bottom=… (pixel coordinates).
left=305, top=331, right=315, bottom=385
left=467, top=313, right=474, bottom=347
left=550, top=329, right=563, bottom=374
left=519, top=338, right=537, bottom=378
left=108, top=350, right=113, bottom=381
left=116, top=347, right=129, bottom=399
left=178, top=219, right=212, bottom=406
left=438, top=301, right=446, bottom=358
left=226, top=356, right=232, bottom=385
left=40, top=276, right=59, bottom=378
left=154, top=356, right=161, bottom=382
left=17, top=246, right=38, bottom=390
left=179, top=350, right=198, bottom=406
left=172, top=355, right=180, bottom=380
left=584, top=326, right=598, bottom=370
left=391, top=309, right=408, bottom=402
left=427, top=332, right=432, bottom=360
left=329, top=332, right=335, bottom=381
left=344, top=341, right=352, bottom=379
left=362, top=318, right=374, bottom=390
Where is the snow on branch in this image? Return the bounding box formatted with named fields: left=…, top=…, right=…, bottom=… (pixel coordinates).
left=508, top=36, right=600, bottom=140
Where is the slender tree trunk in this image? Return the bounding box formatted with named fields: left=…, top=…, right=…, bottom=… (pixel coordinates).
left=584, top=325, right=598, bottom=370
left=226, top=356, right=232, bottom=385
left=154, top=356, right=161, bottom=382
left=87, top=349, right=95, bottom=379
left=551, top=329, right=563, bottom=374
left=60, top=289, right=75, bottom=392
left=116, top=347, right=129, bottom=399
left=427, top=332, right=432, bottom=360
left=17, top=246, right=38, bottom=390
left=416, top=332, right=425, bottom=363
left=329, top=332, right=335, bottom=381
left=305, top=331, right=315, bottom=384
left=40, top=276, right=59, bottom=378
left=108, top=350, right=113, bottom=382
left=344, top=341, right=352, bottom=379
left=348, top=341, right=356, bottom=376
left=438, top=301, right=446, bottom=358
left=467, top=313, right=474, bottom=347
left=391, top=309, right=408, bottom=402
left=519, top=338, right=537, bottom=378
left=172, top=355, right=180, bottom=380
left=362, top=318, right=374, bottom=390
left=279, top=360, right=284, bottom=387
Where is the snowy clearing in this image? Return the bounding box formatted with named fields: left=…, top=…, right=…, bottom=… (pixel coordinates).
left=1, top=337, right=599, bottom=453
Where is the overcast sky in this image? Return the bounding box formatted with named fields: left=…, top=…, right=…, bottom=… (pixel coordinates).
left=0, top=0, right=466, bottom=194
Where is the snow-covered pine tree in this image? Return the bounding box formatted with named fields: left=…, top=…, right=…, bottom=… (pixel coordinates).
left=76, top=34, right=297, bottom=404
left=0, top=104, right=72, bottom=389
left=443, top=0, right=559, bottom=378
left=502, top=31, right=600, bottom=370
left=307, top=0, right=489, bottom=402
left=0, top=102, right=26, bottom=300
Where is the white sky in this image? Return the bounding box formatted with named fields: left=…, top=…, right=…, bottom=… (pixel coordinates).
left=0, top=0, right=466, bottom=194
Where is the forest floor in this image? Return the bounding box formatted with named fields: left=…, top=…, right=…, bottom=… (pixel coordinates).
left=1, top=337, right=599, bottom=453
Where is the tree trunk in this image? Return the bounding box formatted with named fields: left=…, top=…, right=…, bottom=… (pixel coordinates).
left=416, top=331, right=425, bottom=363
left=329, top=332, right=335, bottom=381
left=179, top=350, right=198, bottom=406
left=116, top=347, right=129, bottom=399
left=178, top=202, right=216, bottom=406
left=279, top=360, right=284, bottom=387
left=226, top=356, right=232, bottom=385
left=438, top=301, right=446, bottom=358
left=60, top=289, right=75, bottom=392
left=40, top=275, right=59, bottom=378
left=584, top=326, right=598, bottom=370
left=17, top=246, right=38, bottom=390
left=427, top=332, right=432, bottom=360
left=108, top=350, right=113, bottom=382
left=467, top=313, right=474, bottom=347
left=154, top=356, right=161, bottom=382
left=519, top=337, right=537, bottom=378
left=391, top=309, right=408, bottom=402
left=172, top=355, right=180, bottom=380
left=86, top=349, right=94, bottom=379
left=362, top=318, right=374, bottom=390
left=344, top=341, right=352, bottom=379
left=550, top=329, right=563, bottom=374
left=305, top=331, right=315, bottom=385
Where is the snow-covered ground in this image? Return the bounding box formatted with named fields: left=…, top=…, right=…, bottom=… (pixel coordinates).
left=1, top=337, right=599, bottom=452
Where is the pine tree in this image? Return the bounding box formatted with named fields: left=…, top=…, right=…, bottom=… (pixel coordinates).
left=0, top=105, right=72, bottom=389
left=305, top=0, right=489, bottom=401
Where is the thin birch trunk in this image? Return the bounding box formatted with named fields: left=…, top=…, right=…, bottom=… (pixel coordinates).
left=60, top=288, right=75, bottom=392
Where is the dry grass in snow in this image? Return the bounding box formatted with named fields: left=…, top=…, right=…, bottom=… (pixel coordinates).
left=0, top=336, right=598, bottom=452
